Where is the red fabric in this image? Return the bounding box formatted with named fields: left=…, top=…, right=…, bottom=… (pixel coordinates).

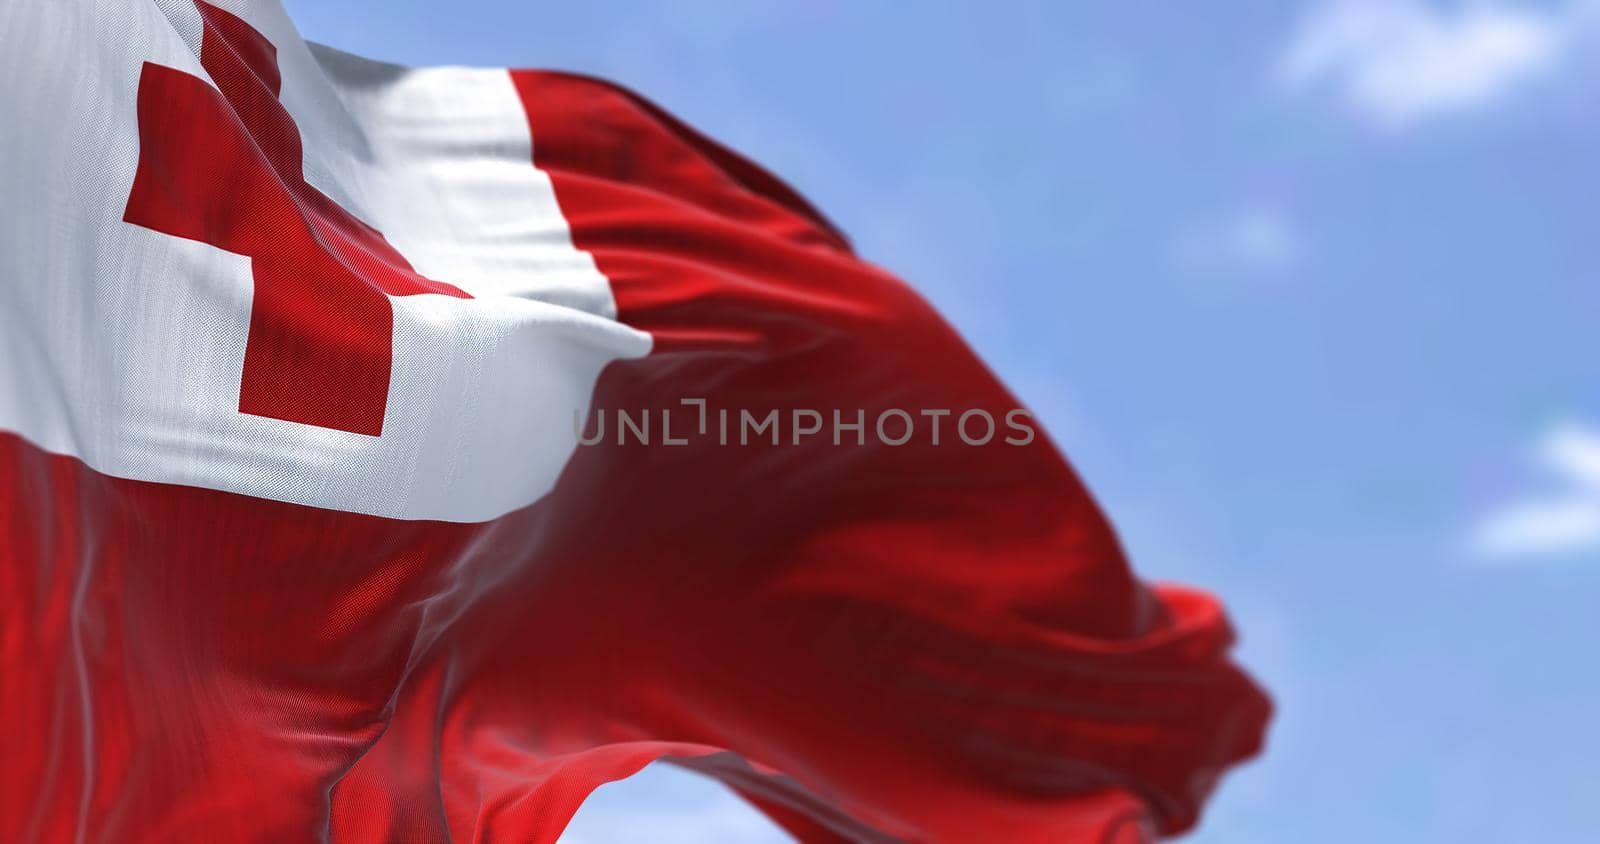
left=500, top=69, right=1271, bottom=839
left=0, top=10, right=1269, bottom=842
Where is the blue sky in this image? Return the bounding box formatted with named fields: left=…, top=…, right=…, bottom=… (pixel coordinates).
left=282, top=1, right=1600, bottom=840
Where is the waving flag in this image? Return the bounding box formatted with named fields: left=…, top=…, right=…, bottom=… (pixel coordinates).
left=0, top=1, right=1270, bottom=841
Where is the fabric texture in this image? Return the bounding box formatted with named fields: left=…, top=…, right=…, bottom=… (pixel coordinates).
left=0, top=2, right=1271, bottom=841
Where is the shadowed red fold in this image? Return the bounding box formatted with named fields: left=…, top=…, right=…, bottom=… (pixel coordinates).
left=0, top=9, right=1269, bottom=842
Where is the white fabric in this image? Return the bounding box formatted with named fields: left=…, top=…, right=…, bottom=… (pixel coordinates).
left=0, top=0, right=649, bottom=521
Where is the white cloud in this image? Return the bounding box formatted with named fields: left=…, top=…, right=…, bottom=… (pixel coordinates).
left=1279, top=0, right=1595, bottom=128
left=1175, top=207, right=1301, bottom=275
left=1473, top=422, right=1600, bottom=558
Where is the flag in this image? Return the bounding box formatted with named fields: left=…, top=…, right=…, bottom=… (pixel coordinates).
left=0, top=1, right=1271, bottom=841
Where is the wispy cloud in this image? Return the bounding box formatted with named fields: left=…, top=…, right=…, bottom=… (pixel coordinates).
left=1473, top=422, right=1600, bottom=558
left=1175, top=207, right=1301, bottom=276
left=1279, top=0, right=1595, bottom=129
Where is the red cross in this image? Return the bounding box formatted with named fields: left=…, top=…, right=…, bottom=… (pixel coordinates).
left=123, top=1, right=471, bottom=437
